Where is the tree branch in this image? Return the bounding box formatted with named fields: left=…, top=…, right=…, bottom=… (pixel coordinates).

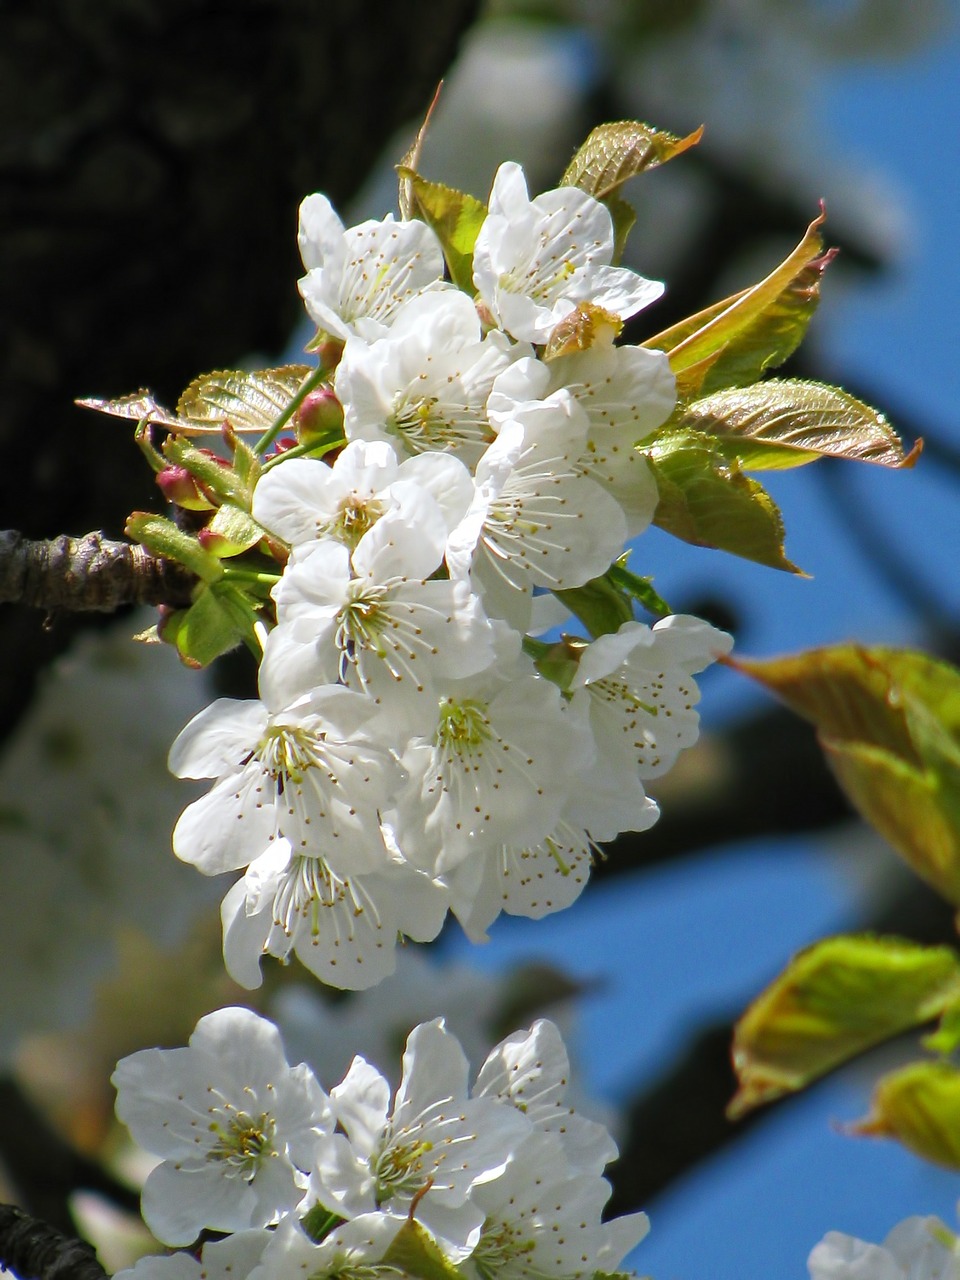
left=0, top=1203, right=106, bottom=1280
left=0, top=531, right=195, bottom=614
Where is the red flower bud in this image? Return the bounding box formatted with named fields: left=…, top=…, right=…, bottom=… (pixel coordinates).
left=156, top=464, right=215, bottom=511
left=296, top=386, right=344, bottom=442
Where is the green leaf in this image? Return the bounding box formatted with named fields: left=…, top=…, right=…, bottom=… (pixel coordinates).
left=176, top=365, right=313, bottom=435
left=728, top=935, right=960, bottom=1118
left=162, top=584, right=246, bottom=668
left=382, top=1219, right=464, bottom=1280
left=553, top=572, right=635, bottom=639
left=396, top=170, right=487, bottom=294
left=644, top=428, right=802, bottom=572
left=397, top=84, right=442, bottom=221
left=644, top=214, right=832, bottom=400
left=605, top=560, right=672, bottom=617
left=202, top=504, right=268, bottom=557
left=732, top=646, right=960, bottom=904
left=923, top=1001, right=960, bottom=1056
left=854, top=1060, right=960, bottom=1170
left=677, top=378, right=919, bottom=471
left=561, top=120, right=703, bottom=197
left=124, top=512, right=222, bottom=583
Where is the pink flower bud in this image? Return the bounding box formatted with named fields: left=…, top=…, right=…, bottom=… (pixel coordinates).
left=296, top=386, right=344, bottom=442
left=156, top=465, right=215, bottom=511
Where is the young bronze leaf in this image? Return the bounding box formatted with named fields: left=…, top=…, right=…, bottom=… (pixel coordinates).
left=732, top=647, right=960, bottom=904
left=397, top=83, right=443, bottom=221
left=561, top=120, right=703, bottom=198
left=853, top=1061, right=960, bottom=1170
left=729, top=935, right=960, bottom=1118
left=645, top=429, right=802, bottom=572
left=76, top=389, right=181, bottom=429
left=680, top=379, right=919, bottom=471
left=395, top=170, right=487, bottom=294
left=176, top=365, right=313, bottom=434
left=645, top=218, right=832, bottom=400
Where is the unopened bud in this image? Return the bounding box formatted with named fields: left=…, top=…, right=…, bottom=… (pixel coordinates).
left=296, top=386, right=344, bottom=443
left=156, top=464, right=215, bottom=511
left=313, top=336, right=345, bottom=373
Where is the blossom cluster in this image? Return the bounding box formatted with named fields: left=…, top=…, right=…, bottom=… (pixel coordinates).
left=168, top=160, right=733, bottom=990
left=111, top=1007, right=649, bottom=1280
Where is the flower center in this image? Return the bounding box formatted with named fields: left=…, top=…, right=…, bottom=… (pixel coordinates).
left=206, top=1110, right=276, bottom=1182
left=318, top=494, right=386, bottom=549
left=372, top=1125, right=434, bottom=1203
left=257, top=723, right=325, bottom=789
left=335, top=581, right=390, bottom=678
left=435, top=697, right=492, bottom=754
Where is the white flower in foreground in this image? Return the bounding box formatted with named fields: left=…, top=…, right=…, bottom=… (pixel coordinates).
left=474, top=1019, right=617, bottom=1176
left=220, top=836, right=449, bottom=991
left=466, top=1131, right=649, bottom=1280
left=808, top=1216, right=960, bottom=1279
left=249, top=1214, right=402, bottom=1280
left=392, top=646, right=587, bottom=875
left=297, top=194, right=446, bottom=342
left=169, top=686, right=401, bottom=876
left=336, top=290, right=523, bottom=465
left=251, top=438, right=473, bottom=554
left=472, top=161, right=663, bottom=343
left=445, top=819, right=600, bottom=943
left=260, top=522, right=497, bottom=724
left=115, top=1230, right=271, bottom=1280
left=446, top=395, right=628, bottom=626
left=311, top=1019, right=531, bottom=1258
left=488, top=345, right=674, bottom=535
left=112, top=1008, right=332, bottom=1245
left=570, top=615, right=733, bottom=786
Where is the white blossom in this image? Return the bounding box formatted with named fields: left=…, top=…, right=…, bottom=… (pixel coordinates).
left=248, top=1213, right=403, bottom=1280
left=473, top=1020, right=617, bottom=1176
left=488, top=344, right=674, bottom=534
left=472, top=161, right=663, bottom=344
left=446, top=394, right=628, bottom=631
left=808, top=1217, right=960, bottom=1280
left=260, top=521, right=498, bottom=725
left=219, top=837, right=449, bottom=992
left=311, top=1019, right=531, bottom=1258
left=297, top=195, right=446, bottom=342
left=169, top=686, right=402, bottom=876
left=112, top=1007, right=332, bottom=1245
left=114, top=1231, right=272, bottom=1280
left=392, top=644, right=587, bottom=875
left=445, top=819, right=600, bottom=942
left=251, top=438, right=473, bottom=555
left=570, top=615, right=733, bottom=785
left=336, top=290, right=523, bottom=465
left=465, top=1131, right=649, bottom=1280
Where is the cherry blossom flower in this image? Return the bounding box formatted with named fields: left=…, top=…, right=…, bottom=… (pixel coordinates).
left=392, top=645, right=587, bottom=875
left=115, top=1230, right=272, bottom=1280
left=112, top=1007, right=332, bottom=1245
left=248, top=1214, right=402, bottom=1280
left=169, top=686, right=402, bottom=876
left=219, top=836, right=449, bottom=991
left=465, top=1131, right=649, bottom=1280
left=474, top=1020, right=617, bottom=1176
left=808, top=1216, right=960, bottom=1279
left=297, top=195, right=446, bottom=342
left=335, top=290, right=524, bottom=465
left=251, top=438, right=473, bottom=555
left=570, top=615, right=733, bottom=784
left=472, top=161, right=663, bottom=344
left=310, top=1019, right=531, bottom=1258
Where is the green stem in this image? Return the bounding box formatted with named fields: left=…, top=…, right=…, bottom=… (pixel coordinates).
left=260, top=434, right=343, bottom=472
left=300, top=1203, right=346, bottom=1244
left=254, top=364, right=326, bottom=456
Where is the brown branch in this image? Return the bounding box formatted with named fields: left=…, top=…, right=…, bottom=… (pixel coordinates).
left=0, top=531, right=195, bottom=614
left=0, top=1203, right=107, bottom=1280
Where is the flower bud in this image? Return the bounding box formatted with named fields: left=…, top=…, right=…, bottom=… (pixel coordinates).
left=156, top=464, right=216, bottom=511
left=296, top=386, right=344, bottom=443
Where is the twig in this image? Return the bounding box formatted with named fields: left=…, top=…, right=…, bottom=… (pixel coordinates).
left=0, top=1203, right=106, bottom=1280
left=0, top=532, right=195, bottom=615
